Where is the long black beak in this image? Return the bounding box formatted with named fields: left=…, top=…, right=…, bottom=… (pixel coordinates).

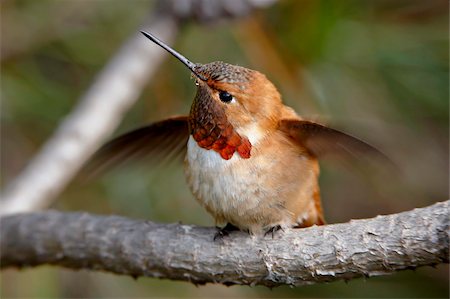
left=140, top=31, right=207, bottom=81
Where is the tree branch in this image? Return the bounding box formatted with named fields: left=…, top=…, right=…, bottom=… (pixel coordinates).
left=1, top=201, right=448, bottom=287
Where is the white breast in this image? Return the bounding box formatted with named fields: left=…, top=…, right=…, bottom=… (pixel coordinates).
left=185, top=136, right=241, bottom=202
left=184, top=133, right=267, bottom=222
left=184, top=122, right=320, bottom=233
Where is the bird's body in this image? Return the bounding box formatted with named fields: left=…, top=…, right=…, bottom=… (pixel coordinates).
left=182, top=64, right=326, bottom=234
left=89, top=31, right=386, bottom=238
left=185, top=118, right=323, bottom=234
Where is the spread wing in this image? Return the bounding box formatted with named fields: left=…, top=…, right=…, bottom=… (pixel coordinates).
left=278, top=119, right=391, bottom=163
left=84, top=116, right=189, bottom=177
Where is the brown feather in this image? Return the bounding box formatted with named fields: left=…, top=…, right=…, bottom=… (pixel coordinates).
left=84, top=116, right=189, bottom=178
left=278, top=119, right=391, bottom=164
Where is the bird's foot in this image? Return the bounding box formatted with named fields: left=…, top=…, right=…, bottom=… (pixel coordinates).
left=214, top=223, right=239, bottom=241
left=264, top=225, right=284, bottom=238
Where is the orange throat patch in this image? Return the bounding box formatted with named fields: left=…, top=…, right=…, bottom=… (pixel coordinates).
left=189, top=80, right=252, bottom=160
left=192, top=125, right=252, bottom=160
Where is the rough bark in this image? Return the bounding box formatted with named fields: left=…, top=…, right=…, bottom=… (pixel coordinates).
left=1, top=200, right=448, bottom=287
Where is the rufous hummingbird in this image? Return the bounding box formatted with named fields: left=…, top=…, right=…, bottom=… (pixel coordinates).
left=90, top=31, right=387, bottom=239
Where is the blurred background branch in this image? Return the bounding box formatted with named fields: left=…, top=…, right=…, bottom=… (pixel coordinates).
left=1, top=201, right=448, bottom=287
left=0, top=0, right=277, bottom=215
left=0, top=17, right=178, bottom=214
left=0, top=8, right=177, bottom=214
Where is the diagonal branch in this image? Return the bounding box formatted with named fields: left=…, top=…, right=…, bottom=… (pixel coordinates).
left=0, top=12, right=179, bottom=215
left=1, top=200, right=448, bottom=287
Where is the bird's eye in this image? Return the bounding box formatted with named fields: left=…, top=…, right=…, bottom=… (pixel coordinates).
left=219, top=91, right=234, bottom=103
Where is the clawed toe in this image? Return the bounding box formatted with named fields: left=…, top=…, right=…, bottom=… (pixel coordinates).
left=264, top=225, right=284, bottom=238
left=213, top=223, right=239, bottom=241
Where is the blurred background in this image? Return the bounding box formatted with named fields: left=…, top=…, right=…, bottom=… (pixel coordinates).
left=1, top=0, right=448, bottom=297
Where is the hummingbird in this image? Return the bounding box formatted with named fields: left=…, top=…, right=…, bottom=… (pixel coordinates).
left=89, top=31, right=387, bottom=239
